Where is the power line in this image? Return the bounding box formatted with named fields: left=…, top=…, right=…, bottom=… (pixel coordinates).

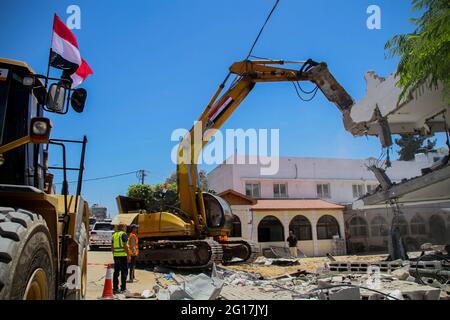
left=245, top=0, right=281, bottom=61
left=54, top=170, right=140, bottom=185
left=229, top=0, right=281, bottom=87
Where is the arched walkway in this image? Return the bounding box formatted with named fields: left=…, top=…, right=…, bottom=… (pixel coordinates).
left=370, top=216, right=389, bottom=237
left=289, top=215, right=312, bottom=241
left=258, top=216, right=285, bottom=242
left=429, top=215, right=447, bottom=244
left=410, top=214, right=426, bottom=235
left=317, top=215, right=340, bottom=240
left=348, top=216, right=369, bottom=238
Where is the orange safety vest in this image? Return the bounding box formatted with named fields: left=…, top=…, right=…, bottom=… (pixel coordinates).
left=127, top=232, right=139, bottom=255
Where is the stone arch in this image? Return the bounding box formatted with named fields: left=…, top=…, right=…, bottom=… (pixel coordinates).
left=348, top=216, right=369, bottom=238
left=258, top=216, right=285, bottom=242
left=289, top=215, right=312, bottom=241
left=317, top=215, right=340, bottom=240
left=429, top=215, right=447, bottom=244
left=370, top=216, right=389, bottom=237
left=410, top=214, right=427, bottom=235
left=393, top=215, right=409, bottom=236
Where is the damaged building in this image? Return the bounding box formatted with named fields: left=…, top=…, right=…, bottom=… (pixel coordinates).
left=208, top=152, right=449, bottom=256
left=344, top=70, right=450, bottom=255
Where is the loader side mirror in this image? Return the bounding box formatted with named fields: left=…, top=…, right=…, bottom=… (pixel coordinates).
left=47, top=82, right=68, bottom=113
left=30, top=117, right=52, bottom=144
left=71, top=88, right=87, bottom=113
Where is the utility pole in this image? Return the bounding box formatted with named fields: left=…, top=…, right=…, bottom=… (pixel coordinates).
left=137, top=170, right=148, bottom=184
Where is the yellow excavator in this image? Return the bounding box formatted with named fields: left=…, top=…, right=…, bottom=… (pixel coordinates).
left=115, top=59, right=354, bottom=269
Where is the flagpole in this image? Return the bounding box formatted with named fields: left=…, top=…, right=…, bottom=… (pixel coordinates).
left=44, top=13, right=56, bottom=90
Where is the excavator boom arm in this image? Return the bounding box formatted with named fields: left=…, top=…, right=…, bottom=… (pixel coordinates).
left=176, top=59, right=354, bottom=233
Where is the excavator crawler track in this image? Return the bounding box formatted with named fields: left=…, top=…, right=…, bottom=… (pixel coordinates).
left=220, top=240, right=260, bottom=266
left=136, top=239, right=223, bottom=270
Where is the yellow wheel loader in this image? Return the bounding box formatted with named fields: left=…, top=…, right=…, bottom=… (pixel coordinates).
left=115, top=58, right=355, bottom=270
left=0, top=58, right=90, bottom=299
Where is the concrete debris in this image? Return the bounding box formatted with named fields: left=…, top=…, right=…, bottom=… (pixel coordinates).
left=262, top=246, right=307, bottom=259
left=217, top=260, right=446, bottom=300
left=157, top=264, right=224, bottom=300
left=254, top=256, right=300, bottom=266
left=328, top=260, right=405, bottom=273
left=326, top=253, right=336, bottom=262
left=391, top=267, right=411, bottom=281
left=324, top=287, right=361, bottom=300
left=144, top=255, right=449, bottom=301
left=124, top=290, right=156, bottom=299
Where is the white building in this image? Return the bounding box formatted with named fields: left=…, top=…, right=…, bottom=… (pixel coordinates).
left=209, top=152, right=449, bottom=256
left=209, top=154, right=440, bottom=205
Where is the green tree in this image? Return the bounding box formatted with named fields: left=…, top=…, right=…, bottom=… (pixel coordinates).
left=127, top=183, right=179, bottom=212
left=165, top=171, right=177, bottom=184
left=165, top=169, right=209, bottom=190
left=395, top=134, right=437, bottom=160
left=385, top=0, right=450, bottom=103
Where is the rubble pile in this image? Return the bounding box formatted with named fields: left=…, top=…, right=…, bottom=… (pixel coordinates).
left=218, top=256, right=448, bottom=300
left=142, top=253, right=449, bottom=301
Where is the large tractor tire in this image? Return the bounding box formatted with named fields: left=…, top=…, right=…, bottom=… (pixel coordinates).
left=0, top=207, right=55, bottom=300
left=65, top=223, right=88, bottom=300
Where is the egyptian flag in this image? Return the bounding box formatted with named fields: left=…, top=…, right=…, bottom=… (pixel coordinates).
left=50, top=14, right=81, bottom=71
left=208, top=96, right=234, bottom=123
left=70, top=59, right=93, bottom=88
left=50, top=14, right=93, bottom=87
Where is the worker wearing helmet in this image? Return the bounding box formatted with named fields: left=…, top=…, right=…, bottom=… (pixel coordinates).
left=127, top=224, right=139, bottom=283
left=112, top=223, right=129, bottom=294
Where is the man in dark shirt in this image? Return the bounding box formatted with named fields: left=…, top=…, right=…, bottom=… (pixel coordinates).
left=287, top=230, right=298, bottom=258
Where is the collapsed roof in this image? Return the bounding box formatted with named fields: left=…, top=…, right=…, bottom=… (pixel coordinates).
left=347, top=71, right=449, bottom=208
left=344, top=71, right=449, bottom=141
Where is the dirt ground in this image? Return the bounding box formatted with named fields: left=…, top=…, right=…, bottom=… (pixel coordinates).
left=227, top=254, right=388, bottom=279
left=86, top=250, right=388, bottom=300
left=86, top=249, right=161, bottom=300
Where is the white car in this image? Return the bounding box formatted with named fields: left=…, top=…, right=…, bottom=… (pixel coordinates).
left=89, top=222, right=115, bottom=250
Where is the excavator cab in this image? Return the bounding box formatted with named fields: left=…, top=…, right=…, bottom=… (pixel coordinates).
left=203, top=192, right=233, bottom=230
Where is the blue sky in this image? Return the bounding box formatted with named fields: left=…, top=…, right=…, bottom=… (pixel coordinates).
left=1, top=1, right=433, bottom=215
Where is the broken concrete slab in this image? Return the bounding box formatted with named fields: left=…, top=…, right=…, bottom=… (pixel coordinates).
left=262, top=246, right=306, bottom=259
left=325, top=287, right=361, bottom=300
left=157, top=264, right=224, bottom=300
left=254, top=256, right=300, bottom=266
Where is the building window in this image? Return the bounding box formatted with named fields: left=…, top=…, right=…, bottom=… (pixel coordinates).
left=366, top=184, right=378, bottom=193
left=229, top=215, right=242, bottom=238
left=410, top=215, right=426, bottom=235
left=348, top=217, right=368, bottom=238
left=352, top=184, right=365, bottom=198
left=245, top=182, right=260, bottom=198
left=258, top=216, right=285, bottom=242
left=273, top=183, right=288, bottom=198
left=289, top=215, right=312, bottom=241
left=316, top=184, right=331, bottom=199
left=317, top=215, right=340, bottom=240
left=371, top=216, right=388, bottom=237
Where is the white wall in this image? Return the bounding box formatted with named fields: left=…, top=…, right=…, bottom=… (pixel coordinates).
left=208, top=155, right=439, bottom=204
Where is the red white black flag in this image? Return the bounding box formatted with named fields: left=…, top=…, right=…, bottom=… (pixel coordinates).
left=50, top=14, right=92, bottom=87
left=70, top=59, right=93, bottom=88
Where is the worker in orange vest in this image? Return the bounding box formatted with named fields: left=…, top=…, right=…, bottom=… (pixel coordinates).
left=127, top=224, right=139, bottom=283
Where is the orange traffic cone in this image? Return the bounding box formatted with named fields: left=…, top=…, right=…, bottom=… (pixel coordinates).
left=99, top=263, right=116, bottom=300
